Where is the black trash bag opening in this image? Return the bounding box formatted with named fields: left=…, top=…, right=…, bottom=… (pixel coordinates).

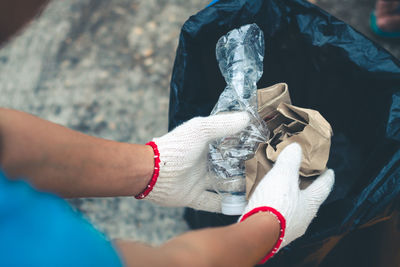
left=168, top=0, right=400, bottom=266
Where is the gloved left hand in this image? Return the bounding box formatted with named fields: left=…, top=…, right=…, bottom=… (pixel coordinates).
left=143, top=112, right=250, bottom=212
left=238, top=143, right=335, bottom=263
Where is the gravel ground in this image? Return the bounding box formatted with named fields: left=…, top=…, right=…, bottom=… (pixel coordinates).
left=0, top=0, right=399, bottom=245
left=0, top=0, right=205, bottom=245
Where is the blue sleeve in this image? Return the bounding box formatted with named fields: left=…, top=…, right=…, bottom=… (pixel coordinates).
left=0, top=170, right=123, bottom=267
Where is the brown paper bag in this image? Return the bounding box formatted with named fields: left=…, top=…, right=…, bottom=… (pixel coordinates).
left=246, top=88, right=333, bottom=199
left=266, top=103, right=332, bottom=176
left=257, top=83, right=291, bottom=119
left=245, top=83, right=292, bottom=198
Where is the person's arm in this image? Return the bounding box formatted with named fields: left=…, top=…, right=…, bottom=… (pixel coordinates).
left=1, top=164, right=279, bottom=267
left=115, top=211, right=280, bottom=267
left=0, top=108, right=250, bottom=213
left=0, top=108, right=154, bottom=197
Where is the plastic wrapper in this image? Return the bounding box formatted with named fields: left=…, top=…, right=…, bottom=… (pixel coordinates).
left=207, top=24, right=269, bottom=215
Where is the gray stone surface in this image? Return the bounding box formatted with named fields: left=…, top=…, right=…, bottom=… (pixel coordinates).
left=0, top=0, right=205, bottom=245
left=0, top=0, right=399, bottom=245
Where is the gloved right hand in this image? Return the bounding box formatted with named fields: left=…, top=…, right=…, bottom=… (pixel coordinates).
left=239, top=143, right=335, bottom=264
left=138, top=112, right=250, bottom=213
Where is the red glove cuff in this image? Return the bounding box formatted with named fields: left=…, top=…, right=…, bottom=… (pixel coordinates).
left=135, top=141, right=160, bottom=199
left=239, top=206, right=286, bottom=264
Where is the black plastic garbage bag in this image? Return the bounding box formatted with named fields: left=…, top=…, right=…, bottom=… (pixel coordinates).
left=168, top=0, right=400, bottom=266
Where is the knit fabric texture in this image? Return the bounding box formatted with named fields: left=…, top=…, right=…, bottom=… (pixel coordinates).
left=240, top=143, right=335, bottom=251
left=147, top=112, right=250, bottom=212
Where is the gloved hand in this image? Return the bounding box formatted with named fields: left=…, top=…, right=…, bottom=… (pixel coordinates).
left=143, top=112, right=250, bottom=212
left=239, top=143, right=335, bottom=263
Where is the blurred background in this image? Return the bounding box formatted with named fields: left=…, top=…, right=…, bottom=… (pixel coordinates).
left=0, top=0, right=398, bottom=245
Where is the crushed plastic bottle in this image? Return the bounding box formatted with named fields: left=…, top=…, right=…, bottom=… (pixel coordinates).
left=208, top=24, right=269, bottom=215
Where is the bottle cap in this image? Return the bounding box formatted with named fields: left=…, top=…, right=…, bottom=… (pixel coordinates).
left=221, top=195, right=247, bottom=215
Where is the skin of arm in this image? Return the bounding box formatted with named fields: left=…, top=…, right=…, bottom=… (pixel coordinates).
left=0, top=108, right=281, bottom=266
left=0, top=108, right=154, bottom=197
left=116, top=212, right=280, bottom=267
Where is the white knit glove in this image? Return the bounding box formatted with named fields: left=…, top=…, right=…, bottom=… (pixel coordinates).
left=239, top=143, right=334, bottom=262
left=145, top=112, right=250, bottom=212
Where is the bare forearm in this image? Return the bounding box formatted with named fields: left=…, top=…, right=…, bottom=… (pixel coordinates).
left=0, top=108, right=154, bottom=197
left=116, top=212, right=280, bottom=267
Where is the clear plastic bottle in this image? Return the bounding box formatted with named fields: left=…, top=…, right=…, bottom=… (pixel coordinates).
left=208, top=24, right=269, bottom=215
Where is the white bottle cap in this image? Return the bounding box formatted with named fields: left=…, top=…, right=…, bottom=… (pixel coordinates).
left=221, top=195, right=247, bottom=216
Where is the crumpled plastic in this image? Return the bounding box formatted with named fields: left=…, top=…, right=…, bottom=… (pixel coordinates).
left=168, top=0, right=400, bottom=266
left=208, top=23, right=268, bottom=196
